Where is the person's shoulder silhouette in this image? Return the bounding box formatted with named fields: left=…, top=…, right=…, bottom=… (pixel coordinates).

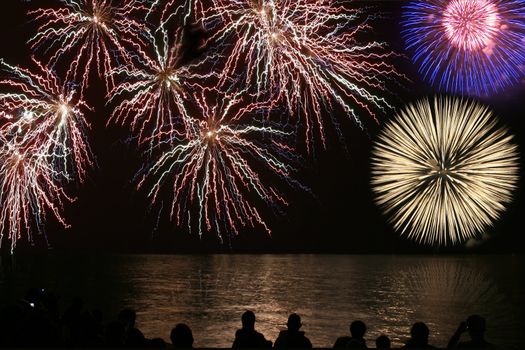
left=402, top=322, right=435, bottom=348
left=232, top=311, right=272, bottom=348
left=334, top=336, right=352, bottom=348
left=118, top=308, right=146, bottom=347
left=105, top=320, right=126, bottom=347
left=274, top=313, right=312, bottom=348
left=333, top=320, right=367, bottom=348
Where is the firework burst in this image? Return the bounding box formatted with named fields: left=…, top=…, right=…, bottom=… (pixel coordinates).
left=371, top=96, right=519, bottom=246
left=108, top=26, right=214, bottom=149
left=402, top=0, right=525, bottom=96
left=0, top=59, right=94, bottom=251
left=28, top=0, right=149, bottom=93
left=200, top=0, right=401, bottom=152
left=0, top=59, right=94, bottom=183
left=138, top=90, right=300, bottom=240
left=0, top=132, right=72, bottom=252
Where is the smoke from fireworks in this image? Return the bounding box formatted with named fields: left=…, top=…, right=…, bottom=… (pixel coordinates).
left=28, top=0, right=149, bottom=93
left=138, top=90, right=300, bottom=240
left=200, top=0, right=401, bottom=151
left=402, top=0, right=525, bottom=96
left=371, top=96, right=519, bottom=246
left=0, top=59, right=93, bottom=250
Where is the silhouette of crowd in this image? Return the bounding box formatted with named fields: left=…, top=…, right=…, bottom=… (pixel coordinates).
left=0, top=288, right=498, bottom=348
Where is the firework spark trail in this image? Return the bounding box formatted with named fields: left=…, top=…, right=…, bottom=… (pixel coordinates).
left=0, top=59, right=94, bottom=183
left=199, top=0, right=401, bottom=152
left=0, top=59, right=94, bottom=251
left=371, top=96, right=519, bottom=246
left=402, top=0, right=525, bottom=96
left=107, top=26, right=217, bottom=149
left=147, top=0, right=197, bottom=26
left=28, top=0, right=149, bottom=93
left=0, top=132, right=73, bottom=252
left=138, top=90, right=300, bottom=240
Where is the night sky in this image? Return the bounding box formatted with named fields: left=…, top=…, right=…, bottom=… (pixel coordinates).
left=1, top=1, right=524, bottom=254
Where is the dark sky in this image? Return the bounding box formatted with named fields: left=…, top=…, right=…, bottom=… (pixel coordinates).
left=0, top=1, right=524, bottom=254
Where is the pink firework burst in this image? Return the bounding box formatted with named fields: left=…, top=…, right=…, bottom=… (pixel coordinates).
left=0, top=59, right=94, bottom=251
left=0, top=132, right=72, bottom=252
left=199, top=0, right=402, bottom=151
left=443, top=0, right=501, bottom=52
left=138, top=89, right=301, bottom=240
left=28, top=0, right=149, bottom=93
left=0, top=59, right=94, bottom=183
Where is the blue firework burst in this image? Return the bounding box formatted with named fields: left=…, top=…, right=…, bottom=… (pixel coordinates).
left=402, top=0, right=525, bottom=96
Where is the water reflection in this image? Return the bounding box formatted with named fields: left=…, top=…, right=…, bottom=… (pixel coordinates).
left=1, top=255, right=522, bottom=348
left=380, top=258, right=517, bottom=347
left=114, top=255, right=523, bottom=348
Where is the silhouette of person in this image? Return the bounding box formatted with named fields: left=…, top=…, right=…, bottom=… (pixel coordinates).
left=447, top=315, right=496, bottom=349
left=171, top=323, right=194, bottom=348
left=232, top=310, right=272, bottom=348
left=333, top=320, right=367, bottom=348
left=118, top=308, right=145, bottom=347
left=62, top=297, right=85, bottom=346
left=402, top=322, right=435, bottom=348
left=105, top=320, right=126, bottom=347
left=148, top=337, right=167, bottom=348
left=376, top=335, right=391, bottom=349
left=274, top=313, right=312, bottom=348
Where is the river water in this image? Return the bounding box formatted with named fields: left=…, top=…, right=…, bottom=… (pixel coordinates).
left=1, top=254, right=524, bottom=348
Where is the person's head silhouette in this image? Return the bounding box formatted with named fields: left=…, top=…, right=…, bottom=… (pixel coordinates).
left=287, top=313, right=302, bottom=332
left=241, top=311, right=256, bottom=330
left=118, top=309, right=136, bottom=330
left=376, top=335, right=391, bottom=349
left=466, top=315, right=486, bottom=339
left=350, top=320, right=366, bottom=339
left=170, top=323, right=194, bottom=348
left=410, top=322, right=429, bottom=344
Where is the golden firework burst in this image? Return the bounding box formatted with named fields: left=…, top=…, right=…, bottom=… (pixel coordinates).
left=371, top=96, right=519, bottom=246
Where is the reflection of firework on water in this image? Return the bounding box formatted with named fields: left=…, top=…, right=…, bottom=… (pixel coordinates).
left=370, top=258, right=509, bottom=347
left=201, top=0, right=401, bottom=151
left=28, top=0, right=148, bottom=92
left=138, top=90, right=300, bottom=240
left=398, top=259, right=518, bottom=347
left=0, top=59, right=94, bottom=183
left=371, top=97, right=519, bottom=246
left=108, top=26, right=214, bottom=149
left=403, top=260, right=501, bottom=308
left=402, top=0, right=525, bottom=96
